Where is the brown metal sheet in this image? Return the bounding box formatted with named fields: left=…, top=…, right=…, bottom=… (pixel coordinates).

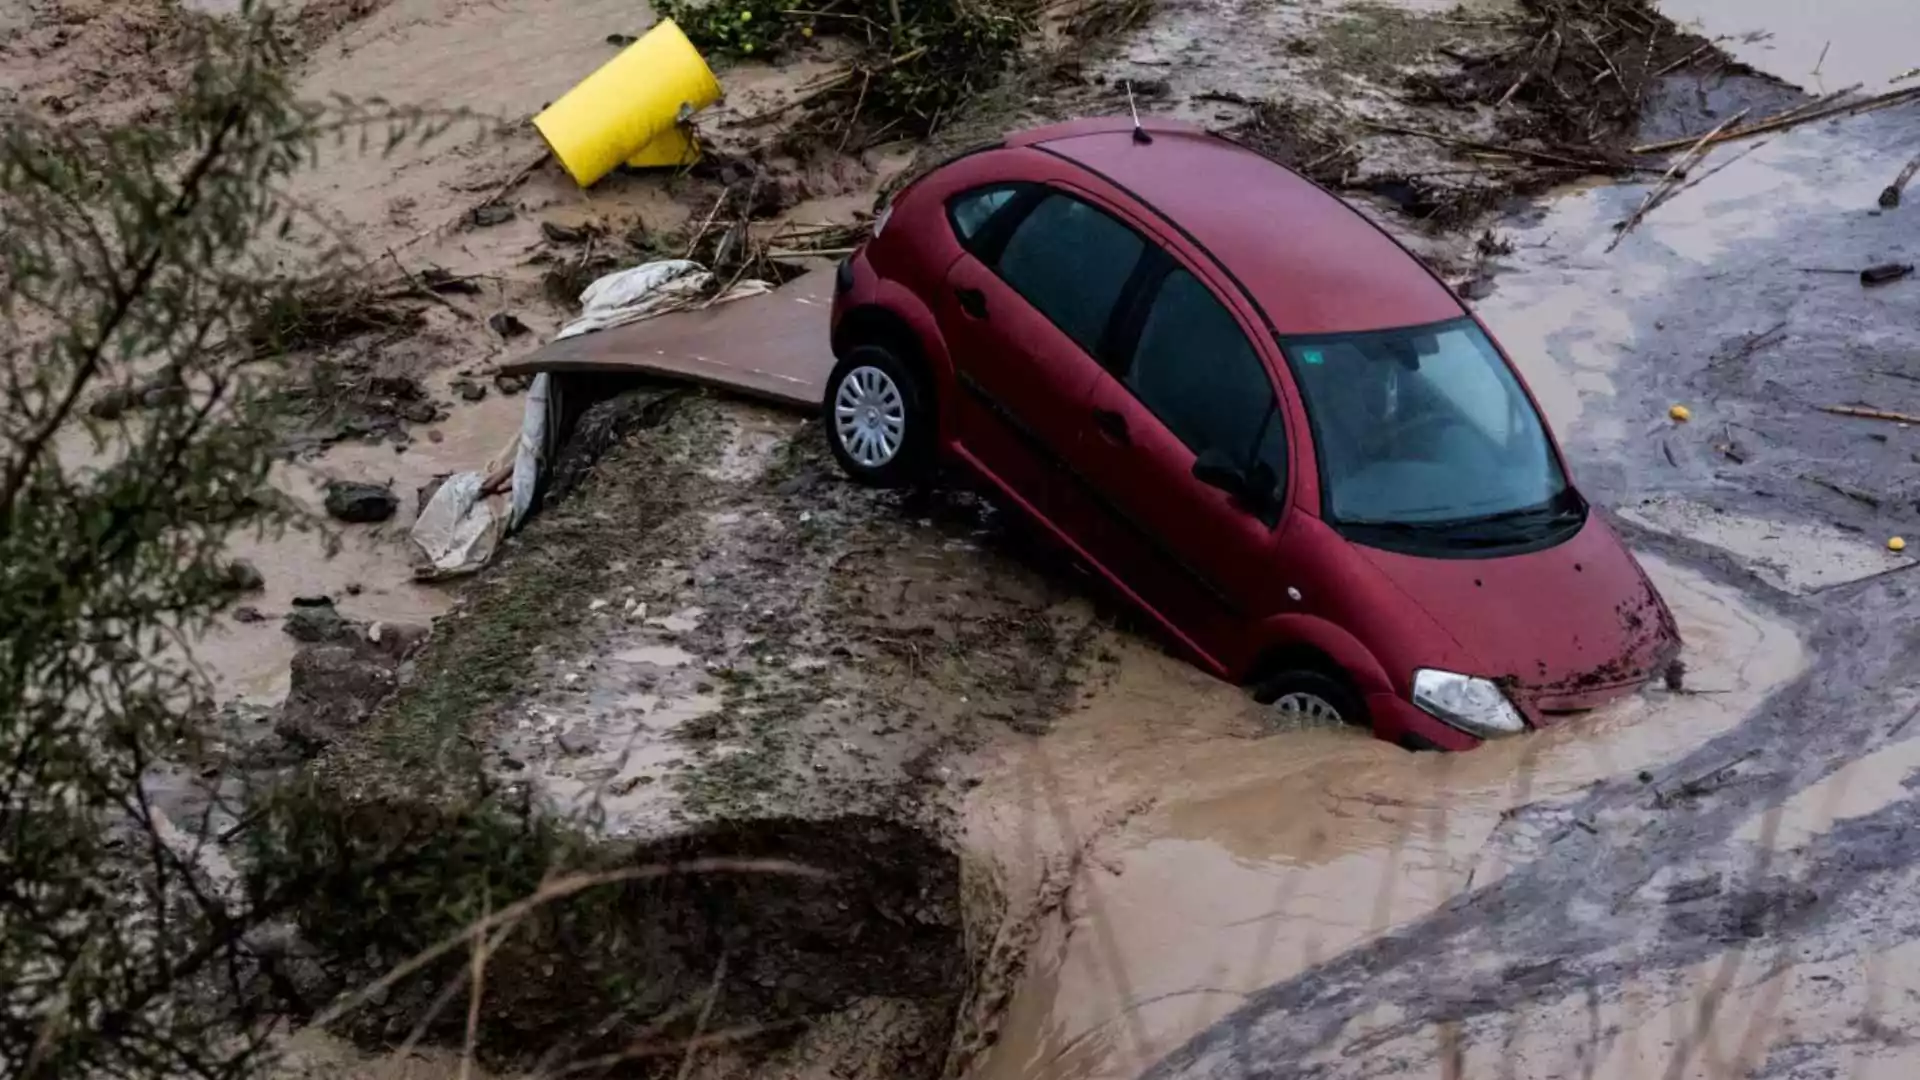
left=500, top=266, right=837, bottom=409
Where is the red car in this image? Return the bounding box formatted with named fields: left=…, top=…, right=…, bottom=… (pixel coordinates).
left=825, top=116, right=1680, bottom=751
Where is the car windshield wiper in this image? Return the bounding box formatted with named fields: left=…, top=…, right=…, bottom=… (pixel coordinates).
left=1345, top=500, right=1584, bottom=545
left=1430, top=500, right=1585, bottom=541
left=1342, top=517, right=1520, bottom=546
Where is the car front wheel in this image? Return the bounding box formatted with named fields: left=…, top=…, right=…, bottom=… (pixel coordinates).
left=824, top=344, right=933, bottom=488
left=1253, top=669, right=1365, bottom=729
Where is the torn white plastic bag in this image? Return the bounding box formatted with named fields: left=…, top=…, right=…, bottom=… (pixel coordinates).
left=557, top=259, right=771, bottom=340
left=408, top=373, right=550, bottom=580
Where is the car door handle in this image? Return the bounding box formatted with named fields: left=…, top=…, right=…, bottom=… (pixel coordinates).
left=1092, top=407, right=1131, bottom=446
left=955, top=287, right=988, bottom=319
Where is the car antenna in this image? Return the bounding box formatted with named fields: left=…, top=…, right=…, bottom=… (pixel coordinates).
left=1126, top=81, right=1153, bottom=144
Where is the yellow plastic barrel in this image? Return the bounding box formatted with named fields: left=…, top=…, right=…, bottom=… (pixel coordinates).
left=532, top=19, right=721, bottom=188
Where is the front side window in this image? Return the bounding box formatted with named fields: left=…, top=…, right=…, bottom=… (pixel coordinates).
left=1281, top=318, right=1572, bottom=541
left=1126, top=268, right=1283, bottom=491
left=995, top=193, right=1145, bottom=355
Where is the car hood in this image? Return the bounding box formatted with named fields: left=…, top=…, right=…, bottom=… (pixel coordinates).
left=1356, top=514, right=1680, bottom=718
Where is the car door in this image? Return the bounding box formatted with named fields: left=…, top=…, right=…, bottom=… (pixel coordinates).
left=1065, top=256, right=1297, bottom=670
left=935, top=187, right=1147, bottom=521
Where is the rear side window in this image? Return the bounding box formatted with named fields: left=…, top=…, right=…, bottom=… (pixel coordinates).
left=995, top=193, right=1145, bottom=355
left=947, top=184, right=1024, bottom=245
left=1126, top=268, right=1284, bottom=483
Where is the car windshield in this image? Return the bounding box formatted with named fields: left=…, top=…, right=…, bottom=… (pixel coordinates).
left=1281, top=318, right=1569, bottom=528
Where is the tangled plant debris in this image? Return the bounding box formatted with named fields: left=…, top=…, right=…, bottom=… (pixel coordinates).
left=1409, top=0, right=1734, bottom=149
left=662, top=0, right=1031, bottom=136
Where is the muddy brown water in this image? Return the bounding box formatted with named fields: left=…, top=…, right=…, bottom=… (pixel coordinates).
left=963, top=557, right=1804, bottom=1080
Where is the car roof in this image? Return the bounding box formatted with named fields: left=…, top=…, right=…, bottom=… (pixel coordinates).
left=1013, top=118, right=1465, bottom=337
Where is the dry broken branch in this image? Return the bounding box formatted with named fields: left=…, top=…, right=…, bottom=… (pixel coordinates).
left=1819, top=404, right=1920, bottom=425
left=1608, top=109, right=1747, bottom=251
left=1632, top=85, right=1920, bottom=155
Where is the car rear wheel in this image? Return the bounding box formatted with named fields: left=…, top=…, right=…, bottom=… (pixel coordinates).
left=825, top=344, right=933, bottom=488
left=1253, top=669, right=1365, bottom=729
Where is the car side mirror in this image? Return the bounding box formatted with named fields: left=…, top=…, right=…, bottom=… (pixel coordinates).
left=1194, top=450, right=1282, bottom=522
left=1192, top=449, right=1249, bottom=497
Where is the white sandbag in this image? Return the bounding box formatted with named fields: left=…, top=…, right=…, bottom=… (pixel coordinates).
left=409, top=471, right=507, bottom=580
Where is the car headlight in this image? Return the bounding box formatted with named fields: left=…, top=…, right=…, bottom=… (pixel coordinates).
left=1412, top=669, right=1526, bottom=739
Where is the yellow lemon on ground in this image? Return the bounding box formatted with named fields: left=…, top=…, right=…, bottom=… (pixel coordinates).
left=1891, top=536, right=1908, bottom=553
left=1669, top=404, right=1692, bottom=422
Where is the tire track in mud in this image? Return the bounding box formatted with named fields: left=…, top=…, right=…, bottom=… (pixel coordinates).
left=1144, top=110, right=1920, bottom=1080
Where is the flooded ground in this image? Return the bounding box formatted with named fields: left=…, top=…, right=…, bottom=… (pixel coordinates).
left=13, top=0, right=1920, bottom=1075
left=931, top=3, right=1920, bottom=1079
left=965, top=557, right=1805, bottom=1080
left=1660, top=0, right=1920, bottom=89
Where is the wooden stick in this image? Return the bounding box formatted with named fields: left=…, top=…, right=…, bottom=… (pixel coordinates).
left=1630, top=86, right=1857, bottom=154
left=1657, top=138, right=1769, bottom=207
left=1361, top=122, right=1627, bottom=170
left=1582, top=26, right=1626, bottom=89
left=1607, top=109, right=1746, bottom=251
left=1653, top=42, right=1713, bottom=78
left=685, top=190, right=728, bottom=260
left=1820, top=405, right=1920, bottom=425
left=1631, top=84, right=1916, bottom=154
left=1879, top=152, right=1920, bottom=208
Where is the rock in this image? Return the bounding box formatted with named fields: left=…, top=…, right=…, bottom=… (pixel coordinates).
left=345, top=582, right=364, bottom=596
left=417, top=473, right=450, bottom=515
left=541, top=221, right=591, bottom=244
left=488, top=311, right=530, bottom=339
left=605, top=32, right=636, bottom=46
left=556, top=726, right=597, bottom=756
left=88, top=372, right=185, bottom=420
left=451, top=377, right=488, bottom=402
left=275, top=640, right=399, bottom=753
left=290, top=594, right=333, bottom=608
left=88, top=386, right=140, bottom=420
left=369, top=374, right=426, bottom=401
left=323, top=480, right=398, bottom=524
left=242, top=920, right=314, bottom=960
left=283, top=604, right=355, bottom=645
left=400, top=399, right=438, bottom=425
left=419, top=267, right=482, bottom=295
left=494, top=373, right=529, bottom=395
left=225, top=559, right=265, bottom=593
left=365, top=620, right=430, bottom=659
left=141, top=384, right=188, bottom=409
left=468, top=202, right=515, bottom=227
left=233, top=605, right=268, bottom=624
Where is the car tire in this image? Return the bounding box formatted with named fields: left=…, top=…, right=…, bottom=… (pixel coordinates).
left=824, top=344, right=934, bottom=488
left=1252, top=669, right=1365, bottom=729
